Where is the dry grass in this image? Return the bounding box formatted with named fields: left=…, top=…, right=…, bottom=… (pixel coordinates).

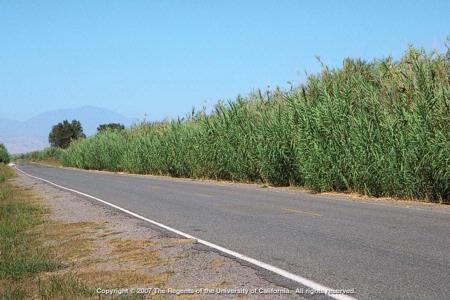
left=33, top=158, right=62, bottom=167
left=209, top=258, right=225, bottom=268
left=0, top=165, right=174, bottom=299
left=109, top=239, right=161, bottom=265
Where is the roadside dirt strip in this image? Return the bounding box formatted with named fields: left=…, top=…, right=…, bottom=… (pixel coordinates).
left=14, top=171, right=307, bottom=299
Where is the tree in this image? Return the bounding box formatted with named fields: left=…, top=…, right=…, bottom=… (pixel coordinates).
left=48, top=120, right=86, bottom=149
left=0, top=143, right=10, bottom=163
left=97, top=123, right=125, bottom=133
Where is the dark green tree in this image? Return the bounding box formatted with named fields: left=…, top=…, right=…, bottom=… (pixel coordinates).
left=97, top=123, right=125, bottom=133
left=48, top=120, right=86, bottom=149
left=0, top=143, right=10, bottom=163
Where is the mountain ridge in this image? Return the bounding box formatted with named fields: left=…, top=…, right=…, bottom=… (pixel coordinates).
left=0, top=106, right=136, bottom=154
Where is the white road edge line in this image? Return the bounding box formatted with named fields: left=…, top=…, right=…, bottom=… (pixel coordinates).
left=15, top=165, right=356, bottom=300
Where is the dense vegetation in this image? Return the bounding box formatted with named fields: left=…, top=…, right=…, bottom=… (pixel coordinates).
left=38, top=47, right=450, bottom=202
left=97, top=123, right=125, bottom=132
left=0, top=144, right=10, bottom=164
left=48, top=120, right=86, bottom=149
left=17, top=147, right=64, bottom=163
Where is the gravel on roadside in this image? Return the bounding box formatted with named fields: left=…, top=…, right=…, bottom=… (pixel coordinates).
left=14, top=172, right=305, bottom=299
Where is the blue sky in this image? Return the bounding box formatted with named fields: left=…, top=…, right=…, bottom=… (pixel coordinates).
left=0, top=0, right=448, bottom=121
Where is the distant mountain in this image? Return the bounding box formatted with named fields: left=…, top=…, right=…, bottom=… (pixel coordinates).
left=0, top=106, right=136, bottom=154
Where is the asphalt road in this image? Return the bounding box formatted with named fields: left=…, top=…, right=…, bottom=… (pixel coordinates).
left=16, top=162, right=450, bottom=300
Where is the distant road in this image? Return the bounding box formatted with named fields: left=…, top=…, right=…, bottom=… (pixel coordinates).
left=16, top=162, right=450, bottom=300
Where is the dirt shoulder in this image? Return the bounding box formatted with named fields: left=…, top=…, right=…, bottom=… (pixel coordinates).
left=7, top=170, right=304, bottom=299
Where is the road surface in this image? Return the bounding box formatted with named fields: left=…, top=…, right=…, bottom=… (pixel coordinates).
left=15, top=162, right=450, bottom=299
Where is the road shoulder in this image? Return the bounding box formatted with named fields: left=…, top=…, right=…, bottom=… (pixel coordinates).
left=11, top=171, right=303, bottom=299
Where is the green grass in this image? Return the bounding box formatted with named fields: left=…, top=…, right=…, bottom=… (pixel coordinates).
left=0, top=164, right=61, bottom=300
left=0, top=165, right=97, bottom=299
left=0, top=202, right=58, bottom=280
left=0, top=166, right=59, bottom=283
left=37, top=274, right=95, bottom=299
left=33, top=46, right=450, bottom=202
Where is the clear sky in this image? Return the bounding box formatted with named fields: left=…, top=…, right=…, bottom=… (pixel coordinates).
left=1, top=0, right=448, bottom=121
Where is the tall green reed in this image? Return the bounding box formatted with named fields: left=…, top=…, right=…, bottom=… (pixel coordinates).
left=60, top=46, right=449, bottom=202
